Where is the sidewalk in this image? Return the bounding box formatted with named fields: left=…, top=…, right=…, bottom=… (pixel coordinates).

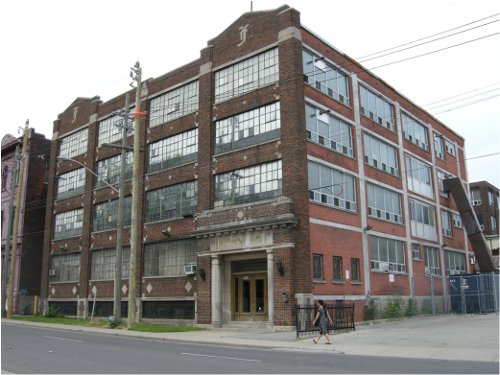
left=3, top=313, right=499, bottom=363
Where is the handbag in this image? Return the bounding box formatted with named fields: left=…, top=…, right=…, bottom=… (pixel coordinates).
left=314, top=320, right=319, bottom=327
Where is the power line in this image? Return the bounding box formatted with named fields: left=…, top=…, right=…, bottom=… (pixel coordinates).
left=356, top=13, right=499, bottom=61
left=367, top=32, right=499, bottom=70
left=431, top=94, right=500, bottom=115
left=426, top=88, right=500, bottom=111
left=422, top=82, right=500, bottom=107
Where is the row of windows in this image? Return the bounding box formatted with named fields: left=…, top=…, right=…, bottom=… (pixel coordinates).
left=50, top=241, right=467, bottom=284
left=312, top=254, right=361, bottom=282
left=312, top=237, right=467, bottom=280
left=53, top=159, right=462, bottom=242
left=59, top=45, right=460, bottom=180
left=49, top=240, right=195, bottom=282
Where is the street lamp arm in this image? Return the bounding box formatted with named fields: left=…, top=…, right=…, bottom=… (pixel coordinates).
left=57, top=156, right=119, bottom=193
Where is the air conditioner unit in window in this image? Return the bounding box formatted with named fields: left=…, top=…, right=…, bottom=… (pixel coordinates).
left=379, top=262, right=390, bottom=272
left=184, top=264, right=197, bottom=275
left=49, top=269, right=56, bottom=276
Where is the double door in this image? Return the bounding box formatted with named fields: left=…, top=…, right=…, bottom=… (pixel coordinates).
left=232, top=273, right=267, bottom=321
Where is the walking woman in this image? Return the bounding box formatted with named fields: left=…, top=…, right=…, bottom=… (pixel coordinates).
left=312, top=299, right=333, bottom=344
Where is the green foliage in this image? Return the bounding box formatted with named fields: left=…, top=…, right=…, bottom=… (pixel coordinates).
left=384, top=297, right=404, bottom=319
left=364, top=298, right=378, bottom=321
left=12, top=315, right=204, bottom=332
left=128, top=323, right=206, bottom=333
left=44, top=305, right=59, bottom=318
left=21, top=304, right=31, bottom=315
left=406, top=298, right=418, bottom=317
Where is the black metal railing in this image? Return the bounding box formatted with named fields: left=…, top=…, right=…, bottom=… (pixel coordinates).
left=295, top=302, right=355, bottom=338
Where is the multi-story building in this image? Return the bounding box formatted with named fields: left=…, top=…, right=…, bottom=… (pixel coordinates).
left=41, top=5, right=479, bottom=327
left=470, top=181, right=499, bottom=270
left=2, top=130, right=50, bottom=313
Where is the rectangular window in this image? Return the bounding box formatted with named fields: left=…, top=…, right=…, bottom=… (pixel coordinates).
left=405, top=155, right=433, bottom=198
left=401, top=112, right=429, bottom=151
left=453, top=213, right=462, bottom=228
left=491, top=216, right=498, bottom=231
left=363, top=133, right=399, bottom=177
left=49, top=253, right=80, bottom=282
left=471, top=189, right=482, bottom=205
left=424, top=246, right=440, bottom=276
left=445, top=250, right=466, bottom=275
left=92, top=196, right=132, bottom=232
left=313, top=254, right=324, bottom=281
left=367, top=183, right=402, bottom=223
left=215, top=102, right=281, bottom=154
left=91, top=247, right=130, bottom=280
left=143, top=300, right=195, bottom=319
left=360, top=85, right=394, bottom=130
left=148, top=129, right=198, bottom=173
left=215, top=48, right=279, bottom=103
left=98, top=114, right=133, bottom=146
left=410, top=199, right=437, bottom=241
left=145, top=181, right=197, bottom=222
left=308, top=161, right=357, bottom=212
left=302, top=49, right=350, bottom=106
left=437, top=170, right=450, bottom=198
left=59, top=129, right=88, bottom=158
left=56, top=168, right=85, bottom=200
left=488, top=191, right=495, bottom=207
left=441, top=210, right=453, bottom=237
left=370, top=236, right=406, bottom=273
left=149, top=81, right=199, bottom=127
left=215, top=161, right=282, bottom=206
left=143, top=239, right=197, bottom=277
left=54, top=209, right=83, bottom=239
left=351, top=258, right=360, bottom=282
left=434, top=134, right=444, bottom=160
left=445, top=140, right=456, bottom=156
left=305, top=103, right=353, bottom=157
left=412, top=243, right=420, bottom=260
left=96, top=152, right=133, bottom=189
left=333, top=256, right=343, bottom=282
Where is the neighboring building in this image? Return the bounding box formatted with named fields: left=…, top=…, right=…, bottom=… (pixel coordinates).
left=470, top=181, right=499, bottom=270
left=41, top=5, right=476, bottom=327
left=1, top=130, right=50, bottom=313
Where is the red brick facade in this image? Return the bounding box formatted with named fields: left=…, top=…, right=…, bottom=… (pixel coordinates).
left=41, top=5, right=472, bottom=327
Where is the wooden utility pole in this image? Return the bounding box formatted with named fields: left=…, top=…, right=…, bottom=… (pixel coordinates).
left=128, top=62, right=142, bottom=328
left=7, top=120, right=30, bottom=318
left=113, top=93, right=130, bottom=324
left=1, top=144, right=20, bottom=316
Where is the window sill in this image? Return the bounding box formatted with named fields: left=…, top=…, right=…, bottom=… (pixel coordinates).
left=350, top=281, right=363, bottom=285
left=313, top=279, right=326, bottom=284
left=332, top=280, right=344, bottom=284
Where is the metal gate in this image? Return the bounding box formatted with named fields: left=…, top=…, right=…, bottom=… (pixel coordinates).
left=295, top=303, right=355, bottom=338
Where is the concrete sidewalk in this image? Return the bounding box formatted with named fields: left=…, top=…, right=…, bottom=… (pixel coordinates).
left=3, top=314, right=499, bottom=363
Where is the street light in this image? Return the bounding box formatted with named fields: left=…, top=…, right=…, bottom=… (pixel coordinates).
left=57, top=157, right=119, bottom=193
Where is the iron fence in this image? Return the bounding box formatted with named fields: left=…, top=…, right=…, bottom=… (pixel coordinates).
left=295, top=302, right=355, bottom=338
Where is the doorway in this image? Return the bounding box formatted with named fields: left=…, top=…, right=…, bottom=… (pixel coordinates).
left=231, top=260, right=267, bottom=321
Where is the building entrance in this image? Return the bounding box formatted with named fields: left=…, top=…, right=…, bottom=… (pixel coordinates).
left=231, top=259, right=267, bottom=321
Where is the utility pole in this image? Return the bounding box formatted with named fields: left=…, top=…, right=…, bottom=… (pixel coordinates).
left=128, top=62, right=143, bottom=328
left=113, top=92, right=130, bottom=324
left=7, top=120, right=30, bottom=318
left=1, top=144, right=20, bottom=316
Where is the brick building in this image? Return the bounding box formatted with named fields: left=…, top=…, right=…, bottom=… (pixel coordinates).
left=2, top=130, right=50, bottom=313
left=41, top=5, right=476, bottom=327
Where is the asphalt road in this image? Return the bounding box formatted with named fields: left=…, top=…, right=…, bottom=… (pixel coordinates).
left=2, top=324, right=498, bottom=374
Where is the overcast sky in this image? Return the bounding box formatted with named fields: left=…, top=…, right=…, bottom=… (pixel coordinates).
left=1, top=0, right=499, bottom=187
